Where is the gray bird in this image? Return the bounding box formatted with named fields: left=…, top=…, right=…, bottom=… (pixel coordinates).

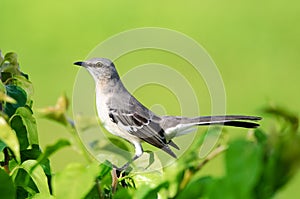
left=74, top=58, right=261, bottom=170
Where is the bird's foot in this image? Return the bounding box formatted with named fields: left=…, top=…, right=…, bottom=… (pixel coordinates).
left=112, top=163, right=132, bottom=177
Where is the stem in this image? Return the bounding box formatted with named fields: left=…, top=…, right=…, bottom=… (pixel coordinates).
left=179, top=145, right=228, bottom=191
left=196, top=145, right=227, bottom=171
left=95, top=178, right=103, bottom=199
left=3, top=148, right=10, bottom=174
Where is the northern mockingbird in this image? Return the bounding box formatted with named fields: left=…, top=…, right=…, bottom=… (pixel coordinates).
left=74, top=58, right=261, bottom=170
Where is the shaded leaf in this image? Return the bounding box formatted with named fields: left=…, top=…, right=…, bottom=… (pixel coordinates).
left=4, top=85, right=27, bottom=117
left=0, top=168, right=16, bottom=199
left=10, top=107, right=38, bottom=150
left=5, top=75, right=33, bottom=103
left=0, top=140, right=6, bottom=151
left=20, top=145, right=51, bottom=176
left=13, top=168, right=39, bottom=197
left=32, top=139, right=70, bottom=172
left=12, top=160, right=51, bottom=196
left=0, top=117, right=20, bottom=162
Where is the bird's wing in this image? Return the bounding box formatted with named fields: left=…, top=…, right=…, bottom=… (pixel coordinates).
left=107, top=96, right=177, bottom=157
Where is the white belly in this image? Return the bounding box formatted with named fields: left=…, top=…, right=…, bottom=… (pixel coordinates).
left=95, top=90, right=141, bottom=143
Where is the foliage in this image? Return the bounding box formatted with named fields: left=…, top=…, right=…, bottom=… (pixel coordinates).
left=1, top=51, right=300, bottom=199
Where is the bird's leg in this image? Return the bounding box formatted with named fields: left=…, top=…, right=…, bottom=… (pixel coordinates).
left=116, top=141, right=143, bottom=173
left=118, top=154, right=141, bottom=171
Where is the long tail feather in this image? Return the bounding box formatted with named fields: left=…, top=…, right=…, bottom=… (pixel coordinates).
left=162, top=115, right=262, bottom=140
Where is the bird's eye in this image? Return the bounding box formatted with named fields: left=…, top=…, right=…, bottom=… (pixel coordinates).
left=96, top=62, right=102, bottom=67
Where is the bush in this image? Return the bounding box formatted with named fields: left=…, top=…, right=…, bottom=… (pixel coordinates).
left=0, top=51, right=300, bottom=199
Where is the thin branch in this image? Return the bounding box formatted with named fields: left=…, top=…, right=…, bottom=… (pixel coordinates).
left=196, top=145, right=228, bottom=171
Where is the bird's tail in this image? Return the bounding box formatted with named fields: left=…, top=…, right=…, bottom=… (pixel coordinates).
left=162, top=115, right=262, bottom=140
left=191, top=115, right=261, bottom=128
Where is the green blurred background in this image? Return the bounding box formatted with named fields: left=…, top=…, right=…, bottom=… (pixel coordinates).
left=1, top=0, right=300, bottom=197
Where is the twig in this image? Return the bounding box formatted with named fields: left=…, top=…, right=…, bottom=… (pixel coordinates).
left=95, top=178, right=103, bottom=199
left=111, top=168, right=118, bottom=193
left=196, top=145, right=228, bottom=171
left=179, top=145, right=228, bottom=190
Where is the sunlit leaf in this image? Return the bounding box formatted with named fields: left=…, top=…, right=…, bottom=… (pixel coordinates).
left=0, top=117, right=20, bottom=162
left=0, top=52, right=21, bottom=75
left=53, top=163, right=99, bottom=199
left=0, top=168, right=16, bottom=199
left=0, top=92, right=16, bottom=104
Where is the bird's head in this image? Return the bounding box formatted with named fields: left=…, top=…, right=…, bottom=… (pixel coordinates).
left=74, top=58, right=120, bottom=82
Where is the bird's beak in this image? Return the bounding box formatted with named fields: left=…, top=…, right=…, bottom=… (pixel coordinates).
left=74, top=61, right=86, bottom=67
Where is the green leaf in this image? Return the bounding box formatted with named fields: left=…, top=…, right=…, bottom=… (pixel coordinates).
left=0, top=81, right=16, bottom=104
left=7, top=75, right=34, bottom=103
left=32, top=139, right=70, bottom=172
left=14, top=168, right=39, bottom=198
left=134, top=181, right=169, bottom=199
left=4, top=85, right=27, bottom=117
left=225, top=140, right=263, bottom=198
left=0, top=52, right=21, bottom=75
left=114, top=188, right=134, bottom=199
left=209, top=178, right=236, bottom=199
left=98, top=160, right=112, bottom=179
left=28, top=193, right=55, bottom=199
left=176, top=176, right=214, bottom=199
left=53, top=163, right=99, bottom=199
left=20, top=145, right=51, bottom=176
left=0, top=140, right=6, bottom=151
left=0, top=168, right=16, bottom=199
left=10, top=107, right=39, bottom=150
left=254, top=129, right=268, bottom=144
left=12, top=160, right=51, bottom=196
left=0, top=117, right=20, bottom=162
left=0, top=92, right=16, bottom=104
